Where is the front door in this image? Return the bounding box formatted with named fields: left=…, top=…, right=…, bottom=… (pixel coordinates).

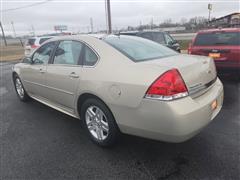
left=22, top=41, right=57, bottom=97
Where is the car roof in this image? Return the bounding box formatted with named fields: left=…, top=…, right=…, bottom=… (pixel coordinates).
left=45, top=35, right=106, bottom=43
left=120, top=30, right=164, bottom=34
left=45, top=34, right=148, bottom=44
left=28, top=36, right=53, bottom=40
left=197, top=28, right=240, bottom=34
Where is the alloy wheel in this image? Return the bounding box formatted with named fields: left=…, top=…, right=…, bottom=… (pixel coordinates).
left=85, top=105, right=109, bottom=141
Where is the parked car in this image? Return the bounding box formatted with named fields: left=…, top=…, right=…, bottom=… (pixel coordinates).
left=13, top=35, right=223, bottom=147
left=24, top=36, right=53, bottom=56
left=188, top=28, right=240, bottom=75
left=119, top=31, right=181, bottom=52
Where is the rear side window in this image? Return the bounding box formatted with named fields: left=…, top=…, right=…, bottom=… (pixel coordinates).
left=152, top=32, right=165, bottom=44
left=194, top=32, right=240, bottom=46
left=139, top=32, right=153, bottom=40
left=83, top=46, right=98, bottom=66
left=39, top=38, right=51, bottom=44
left=26, top=38, right=36, bottom=46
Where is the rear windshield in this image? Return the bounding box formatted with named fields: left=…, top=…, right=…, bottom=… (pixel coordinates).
left=194, top=32, right=240, bottom=46
left=26, top=38, right=36, bottom=46
left=104, top=36, right=177, bottom=62
left=39, top=37, right=51, bottom=44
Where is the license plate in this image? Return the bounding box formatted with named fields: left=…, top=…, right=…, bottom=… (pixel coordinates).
left=209, top=53, right=220, bottom=58
left=211, top=100, right=218, bottom=110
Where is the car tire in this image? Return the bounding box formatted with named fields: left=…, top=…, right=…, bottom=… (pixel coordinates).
left=13, top=75, right=30, bottom=102
left=81, top=98, right=120, bottom=147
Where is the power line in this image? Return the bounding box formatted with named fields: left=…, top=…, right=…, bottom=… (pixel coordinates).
left=1, top=0, right=53, bottom=13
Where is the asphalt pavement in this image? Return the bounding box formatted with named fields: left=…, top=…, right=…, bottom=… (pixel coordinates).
left=0, top=61, right=239, bottom=180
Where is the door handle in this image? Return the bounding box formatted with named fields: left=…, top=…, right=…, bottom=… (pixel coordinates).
left=39, top=68, right=45, bottom=73
left=69, top=72, right=79, bottom=78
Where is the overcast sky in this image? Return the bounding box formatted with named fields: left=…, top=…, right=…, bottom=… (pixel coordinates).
left=1, top=0, right=239, bottom=36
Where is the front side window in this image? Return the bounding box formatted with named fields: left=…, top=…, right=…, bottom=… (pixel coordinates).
left=53, top=41, right=83, bottom=65
left=165, top=34, right=174, bottom=45
left=32, top=41, right=56, bottom=64
left=104, top=36, right=177, bottom=62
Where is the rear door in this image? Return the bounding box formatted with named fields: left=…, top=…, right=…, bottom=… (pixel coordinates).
left=44, top=40, right=83, bottom=111
left=191, top=31, right=240, bottom=67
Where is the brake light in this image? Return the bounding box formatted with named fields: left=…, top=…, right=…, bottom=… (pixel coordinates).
left=31, top=44, right=39, bottom=49
left=188, top=47, right=192, bottom=54
left=188, top=42, right=192, bottom=54
left=145, top=69, right=188, bottom=101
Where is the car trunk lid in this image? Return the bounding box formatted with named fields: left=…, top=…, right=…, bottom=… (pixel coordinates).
left=139, top=54, right=217, bottom=97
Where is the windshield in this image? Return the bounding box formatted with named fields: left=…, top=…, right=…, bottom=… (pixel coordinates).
left=194, top=32, right=240, bottom=46
left=104, top=36, right=178, bottom=62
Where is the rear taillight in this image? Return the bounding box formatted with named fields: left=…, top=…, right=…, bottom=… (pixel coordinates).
left=187, top=47, right=192, bottom=54
left=31, top=44, right=39, bottom=49
left=145, top=69, right=188, bottom=101
left=188, top=42, right=192, bottom=54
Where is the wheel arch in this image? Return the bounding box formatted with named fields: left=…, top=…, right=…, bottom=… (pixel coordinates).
left=12, top=71, right=18, bottom=78
left=77, top=93, right=114, bottom=120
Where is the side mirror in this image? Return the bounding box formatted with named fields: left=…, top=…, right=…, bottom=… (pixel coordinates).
left=22, top=57, right=32, bottom=64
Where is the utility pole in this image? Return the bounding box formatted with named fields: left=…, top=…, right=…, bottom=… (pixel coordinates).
left=90, top=17, right=93, bottom=33
left=208, top=3, right=212, bottom=22
left=106, top=0, right=112, bottom=34
left=11, top=21, right=23, bottom=47
left=31, top=25, right=35, bottom=36
left=150, top=17, right=154, bottom=29
left=11, top=21, right=17, bottom=38
left=0, top=21, right=7, bottom=46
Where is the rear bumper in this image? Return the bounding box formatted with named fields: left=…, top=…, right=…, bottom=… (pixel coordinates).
left=215, top=60, right=240, bottom=69
left=113, top=78, right=224, bottom=142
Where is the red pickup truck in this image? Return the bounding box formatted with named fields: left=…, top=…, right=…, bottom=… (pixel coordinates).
left=188, top=28, right=240, bottom=75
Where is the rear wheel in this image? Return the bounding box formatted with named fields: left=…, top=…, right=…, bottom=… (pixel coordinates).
left=13, top=75, right=30, bottom=102
left=81, top=98, right=120, bottom=147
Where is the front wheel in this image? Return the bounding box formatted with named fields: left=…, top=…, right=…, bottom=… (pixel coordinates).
left=13, top=75, right=30, bottom=102
left=81, top=98, right=120, bottom=147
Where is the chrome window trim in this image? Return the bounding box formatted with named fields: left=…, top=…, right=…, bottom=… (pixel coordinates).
left=48, top=38, right=100, bottom=68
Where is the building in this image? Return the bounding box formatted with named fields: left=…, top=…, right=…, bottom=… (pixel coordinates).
left=209, top=12, right=240, bottom=28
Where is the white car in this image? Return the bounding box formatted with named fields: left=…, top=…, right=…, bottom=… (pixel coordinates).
left=13, top=35, right=223, bottom=147
left=24, top=36, right=53, bottom=56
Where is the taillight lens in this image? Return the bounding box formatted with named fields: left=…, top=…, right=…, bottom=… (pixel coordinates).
left=188, top=42, right=192, bottom=54
left=145, top=69, right=188, bottom=101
